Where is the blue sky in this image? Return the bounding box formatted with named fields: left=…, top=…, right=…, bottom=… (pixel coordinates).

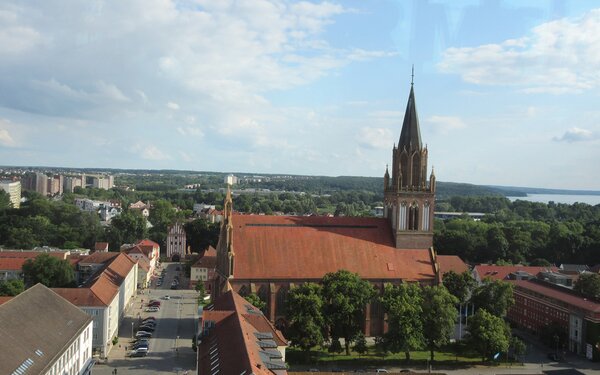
left=0, top=1, right=599, bottom=190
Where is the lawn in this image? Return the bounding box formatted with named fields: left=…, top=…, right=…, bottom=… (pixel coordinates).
left=286, top=343, right=520, bottom=369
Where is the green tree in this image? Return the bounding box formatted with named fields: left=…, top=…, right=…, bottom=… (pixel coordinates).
left=322, top=270, right=376, bottom=355
left=353, top=332, right=368, bottom=357
left=105, top=210, right=148, bottom=250
left=471, top=279, right=515, bottom=317
left=0, top=190, right=11, bottom=209
left=511, top=337, right=527, bottom=361
left=245, top=293, right=267, bottom=311
left=328, top=338, right=343, bottom=358
left=573, top=273, right=600, bottom=299
left=421, top=285, right=459, bottom=361
left=195, top=282, right=206, bottom=303
left=443, top=270, right=476, bottom=304
left=0, top=279, right=25, bottom=296
left=286, top=283, right=326, bottom=360
left=380, top=283, right=424, bottom=361
left=184, top=219, right=220, bottom=253
left=22, top=254, right=75, bottom=288
left=467, top=309, right=511, bottom=361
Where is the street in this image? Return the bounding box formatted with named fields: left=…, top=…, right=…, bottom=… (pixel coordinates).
left=93, top=263, right=199, bottom=375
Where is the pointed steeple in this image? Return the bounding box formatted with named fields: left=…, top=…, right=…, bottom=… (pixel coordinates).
left=398, top=72, right=422, bottom=150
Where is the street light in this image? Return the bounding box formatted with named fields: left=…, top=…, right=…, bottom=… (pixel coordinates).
left=131, top=322, right=134, bottom=339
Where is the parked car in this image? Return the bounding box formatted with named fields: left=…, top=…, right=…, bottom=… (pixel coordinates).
left=131, top=338, right=149, bottom=345
left=148, top=301, right=161, bottom=307
left=170, top=284, right=178, bottom=290
left=132, top=343, right=149, bottom=350
left=128, top=350, right=148, bottom=357
left=136, top=331, right=152, bottom=338
left=145, top=307, right=159, bottom=312
left=162, top=295, right=170, bottom=300
left=376, top=370, right=389, bottom=373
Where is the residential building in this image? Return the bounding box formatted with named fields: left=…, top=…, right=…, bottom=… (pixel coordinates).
left=135, top=239, right=160, bottom=269
left=191, top=246, right=217, bottom=294
left=93, top=242, right=110, bottom=253
left=508, top=278, right=600, bottom=361
left=122, top=245, right=153, bottom=288
left=166, top=222, right=187, bottom=260
left=54, top=252, right=138, bottom=357
left=0, top=179, right=21, bottom=208
left=64, top=175, right=85, bottom=193
left=129, top=200, right=150, bottom=217
left=472, top=264, right=558, bottom=283
left=197, top=289, right=288, bottom=375
left=213, top=82, right=443, bottom=336
left=0, top=283, right=94, bottom=375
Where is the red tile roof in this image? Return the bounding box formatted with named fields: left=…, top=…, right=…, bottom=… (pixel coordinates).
left=94, top=242, right=109, bottom=251
left=80, top=251, right=118, bottom=265
left=0, top=251, right=69, bottom=270
left=438, top=255, right=469, bottom=276
left=230, top=215, right=436, bottom=281
left=198, top=290, right=288, bottom=375
left=511, top=280, right=600, bottom=313
left=136, top=239, right=159, bottom=258
left=474, top=264, right=557, bottom=281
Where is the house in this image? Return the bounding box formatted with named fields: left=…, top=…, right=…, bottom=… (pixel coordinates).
left=197, top=289, right=288, bottom=375
left=122, top=245, right=153, bottom=288
left=191, top=246, right=217, bottom=294
left=53, top=253, right=138, bottom=357
left=129, top=200, right=151, bottom=217
left=93, top=242, right=109, bottom=253
left=0, top=284, right=94, bottom=375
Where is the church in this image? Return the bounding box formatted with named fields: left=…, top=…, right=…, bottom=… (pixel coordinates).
left=213, top=80, right=445, bottom=336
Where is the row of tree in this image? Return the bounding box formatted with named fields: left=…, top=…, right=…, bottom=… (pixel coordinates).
left=269, top=269, right=521, bottom=362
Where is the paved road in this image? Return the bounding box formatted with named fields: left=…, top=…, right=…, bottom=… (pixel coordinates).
left=93, top=262, right=199, bottom=375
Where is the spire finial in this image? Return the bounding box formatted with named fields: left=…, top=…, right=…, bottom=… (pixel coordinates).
left=411, top=64, right=414, bottom=86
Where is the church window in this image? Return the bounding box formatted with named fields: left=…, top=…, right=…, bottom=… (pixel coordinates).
left=399, top=202, right=407, bottom=230
left=276, top=287, right=287, bottom=315
left=422, top=201, right=430, bottom=231
left=408, top=202, right=419, bottom=231
left=411, top=153, right=421, bottom=187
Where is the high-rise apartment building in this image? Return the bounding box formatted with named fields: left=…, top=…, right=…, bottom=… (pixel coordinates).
left=0, top=180, right=21, bottom=208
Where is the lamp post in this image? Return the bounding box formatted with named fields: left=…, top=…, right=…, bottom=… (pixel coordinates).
left=176, top=335, right=180, bottom=357
left=131, top=322, right=134, bottom=339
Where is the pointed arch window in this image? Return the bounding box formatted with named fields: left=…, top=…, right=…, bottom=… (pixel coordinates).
left=399, top=201, right=407, bottom=230
left=408, top=202, right=419, bottom=231
left=275, top=287, right=287, bottom=316
left=422, top=201, right=430, bottom=231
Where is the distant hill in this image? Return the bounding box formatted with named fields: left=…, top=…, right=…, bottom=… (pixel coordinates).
left=487, top=185, right=600, bottom=196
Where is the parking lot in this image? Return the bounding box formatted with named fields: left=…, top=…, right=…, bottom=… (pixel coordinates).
left=93, top=262, right=199, bottom=375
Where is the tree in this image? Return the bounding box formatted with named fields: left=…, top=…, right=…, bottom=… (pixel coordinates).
left=245, top=293, right=267, bottom=311
left=511, top=337, right=527, bottom=361
left=195, top=282, right=206, bottom=303
left=286, top=283, right=326, bottom=360
left=22, top=254, right=75, bottom=288
left=573, top=273, right=600, bottom=299
left=105, top=210, right=148, bottom=250
left=184, top=219, right=220, bottom=253
left=0, top=279, right=25, bottom=296
left=471, top=279, right=514, bottom=317
left=322, top=270, right=376, bottom=355
left=0, top=190, right=11, bottom=209
left=443, top=270, right=475, bottom=304
left=467, top=309, right=511, bottom=361
left=353, top=332, right=368, bottom=357
left=380, top=283, right=424, bottom=361
left=328, top=338, right=343, bottom=358
left=421, top=285, right=458, bottom=361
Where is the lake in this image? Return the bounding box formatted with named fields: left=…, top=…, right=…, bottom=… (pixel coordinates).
left=507, top=194, right=600, bottom=205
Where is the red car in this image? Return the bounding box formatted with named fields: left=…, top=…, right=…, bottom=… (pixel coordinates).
left=147, top=301, right=161, bottom=307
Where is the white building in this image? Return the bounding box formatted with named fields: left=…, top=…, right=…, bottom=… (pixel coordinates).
left=166, top=222, right=187, bottom=259
left=0, top=179, right=21, bottom=208
left=0, top=284, right=95, bottom=375
left=224, top=174, right=238, bottom=185
left=54, top=253, right=138, bottom=358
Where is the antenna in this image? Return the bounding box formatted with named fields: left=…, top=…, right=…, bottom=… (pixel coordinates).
left=411, top=64, right=414, bottom=85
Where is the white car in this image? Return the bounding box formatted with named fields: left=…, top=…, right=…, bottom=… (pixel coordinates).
left=162, top=295, right=170, bottom=300
left=145, top=306, right=159, bottom=312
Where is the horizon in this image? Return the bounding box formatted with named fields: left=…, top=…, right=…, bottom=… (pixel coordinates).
left=1, top=1, right=599, bottom=190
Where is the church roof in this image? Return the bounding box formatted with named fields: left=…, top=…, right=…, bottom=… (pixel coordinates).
left=398, top=84, right=422, bottom=150
left=230, top=214, right=436, bottom=281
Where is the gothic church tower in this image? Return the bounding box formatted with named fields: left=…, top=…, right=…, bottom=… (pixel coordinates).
left=384, top=75, right=436, bottom=249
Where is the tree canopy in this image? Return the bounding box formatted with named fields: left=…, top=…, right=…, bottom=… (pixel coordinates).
left=421, top=285, right=458, bottom=361
left=22, top=253, right=75, bottom=288
left=467, top=309, right=511, bottom=361
left=442, top=270, right=475, bottom=304
left=471, top=279, right=515, bottom=317
left=285, top=283, right=326, bottom=359
left=322, top=270, right=375, bottom=355
left=573, top=273, right=600, bottom=299
left=0, top=279, right=25, bottom=296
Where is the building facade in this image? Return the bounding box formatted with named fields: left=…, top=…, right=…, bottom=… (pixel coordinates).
left=166, top=222, right=187, bottom=260
left=0, top=179, right=21, bottom=208
left=0, top=284, right=94, bottom=375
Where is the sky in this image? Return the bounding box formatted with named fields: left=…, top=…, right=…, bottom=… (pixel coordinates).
left=1, top=0, right=599, bottom=190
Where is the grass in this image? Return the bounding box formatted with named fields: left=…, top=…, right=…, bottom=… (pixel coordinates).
left=286, top=343, right=522, bottom=369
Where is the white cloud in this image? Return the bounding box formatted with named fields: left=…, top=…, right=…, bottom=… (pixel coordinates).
left=0, top=118, right=17, bottom=147
left=167, top=102, right=180, bottom=110
left=176, top=126, right=204, bottom=138
left=438, top=8, right=600, bottom=93
left=357, top=127, right=392, bottom=149
left=133, top=143, right=171, bottom=160
left=554, top=127, right=597, bottom=142
left=425, top=116, right=467, bottom=134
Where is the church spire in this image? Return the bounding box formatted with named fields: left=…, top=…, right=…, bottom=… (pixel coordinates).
left=398, top=70, right=422, bottom=150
